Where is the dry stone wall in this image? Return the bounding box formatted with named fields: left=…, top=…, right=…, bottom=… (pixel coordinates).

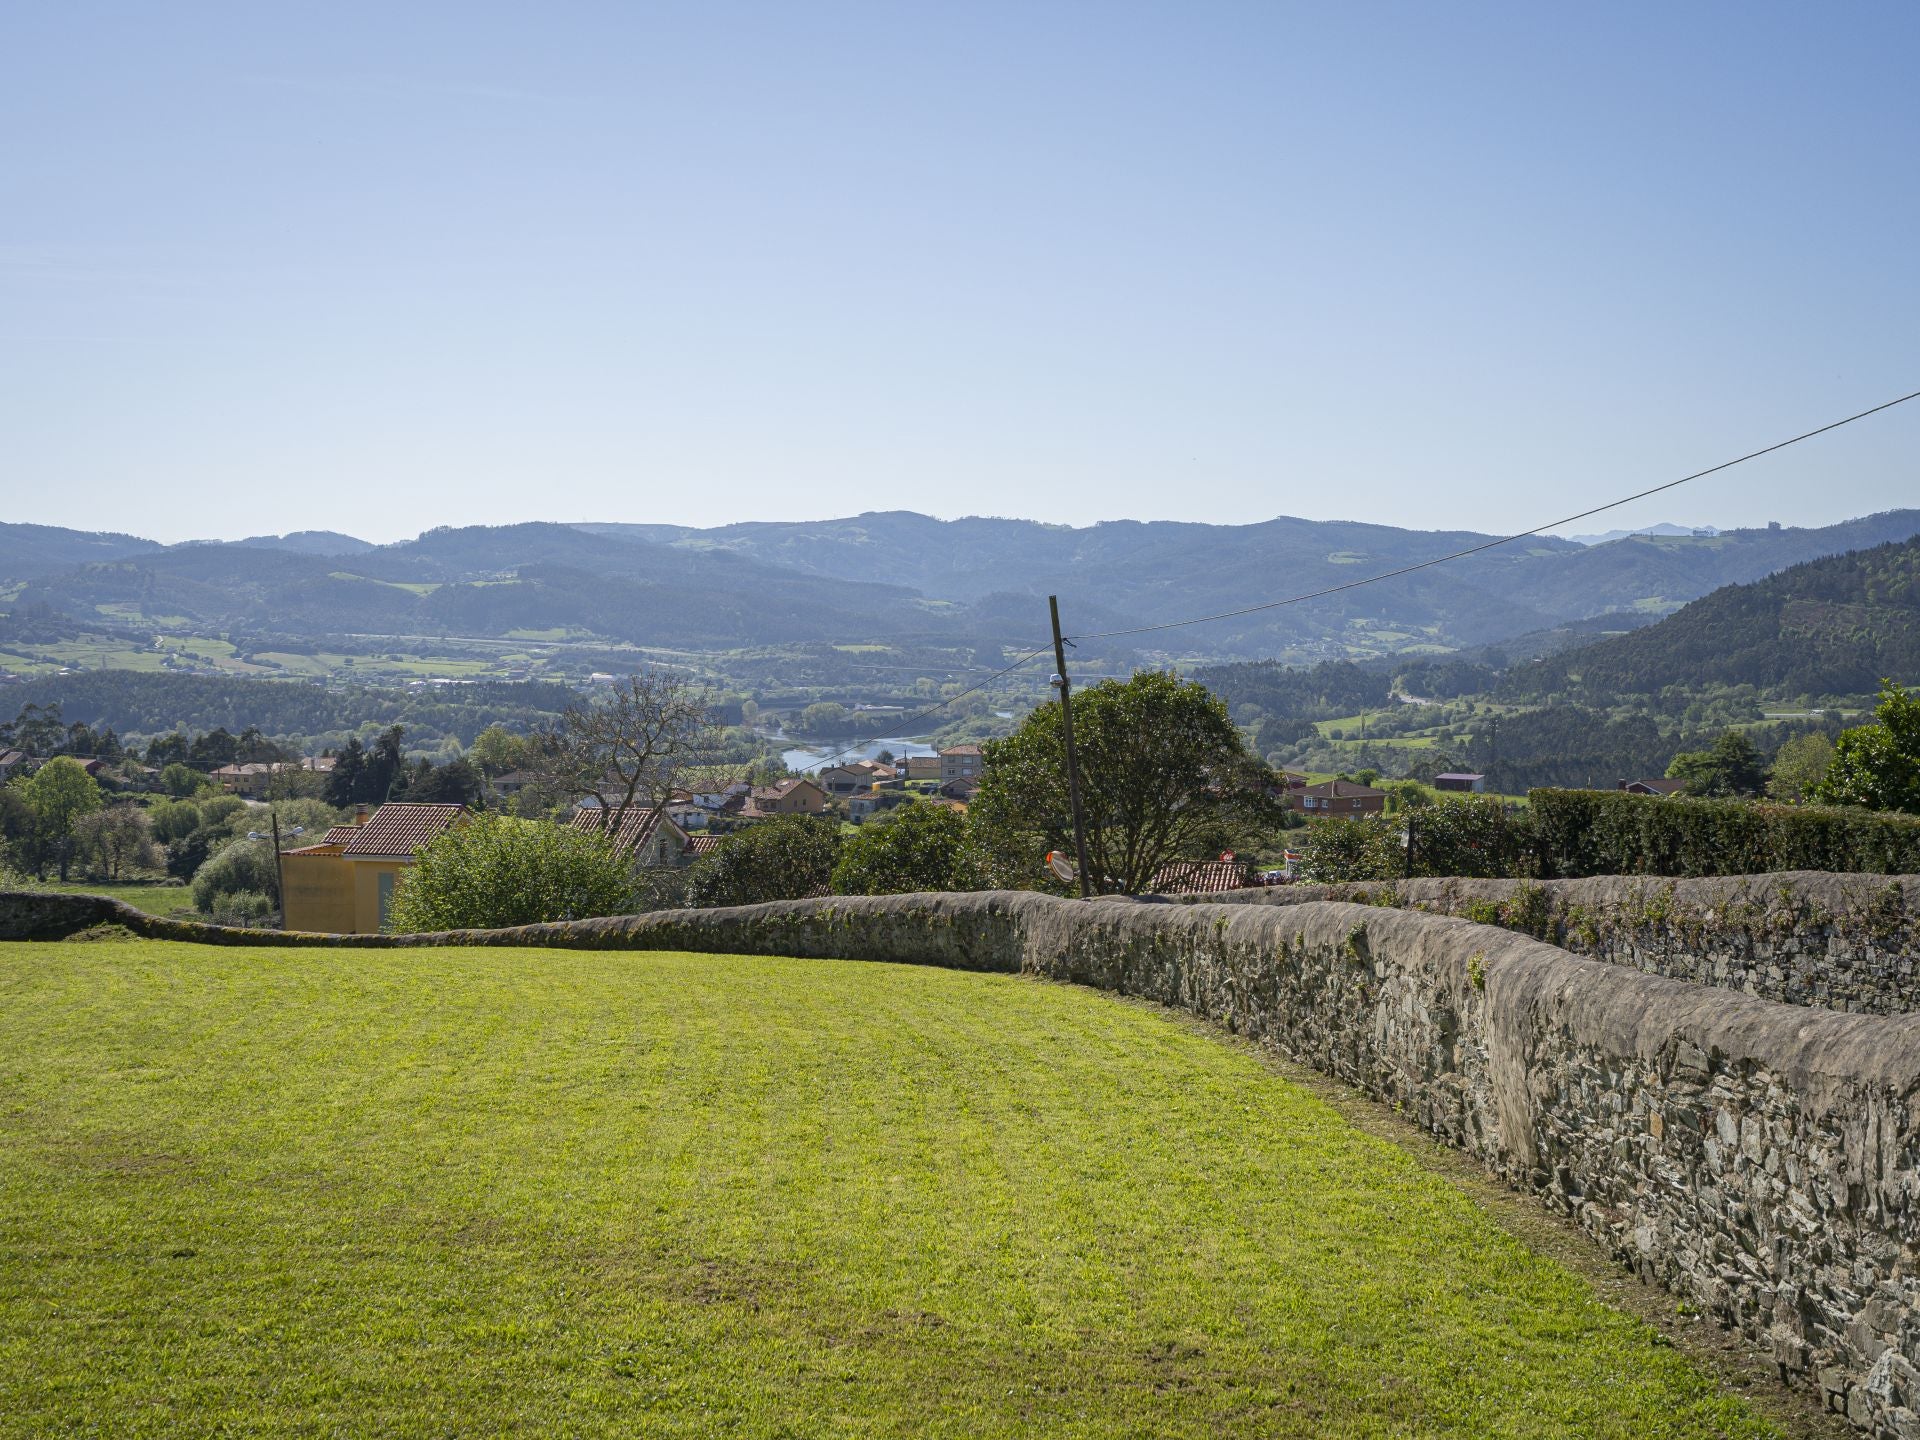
left=7, top=880, right=1920, bottom=1431
left=1197, top=873, right=1920, bottom=1015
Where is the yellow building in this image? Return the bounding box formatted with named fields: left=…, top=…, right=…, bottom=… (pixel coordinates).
left=281, top=803, right=467, bottom=933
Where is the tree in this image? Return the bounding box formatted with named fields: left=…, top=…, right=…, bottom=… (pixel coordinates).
left=160, top=762, right=204, bottom=797
left=398, top=757, right=485, bottom=806
left=387, top=815, right=640, bottom=932
left=799, top=701, right=848, bottom=734
left=535, top=670, right=719, bottom=847
left=1816, top=681, right=1920, bottom=814
left=1665, top=730, right=1768, bottom=798
left=190, top=835, right=281, bottom=919
left=145, top=732, right=191, bottom=769
left=188, top=727, right=240, bottom=771
left=20, top=757, right=103, bottom=880
left=325, top=727, right=409, bottom=806
left=468, top=724, right=530, bottom=778
left=685, top=815, right=842, bottom=908
left=73, top=805, right=161, bottom=880
left=1767, top=732, right=1836, bottom=804
left=969, top=670, right=1279, bottom=895
left=831, top=804, right=985, bottom=896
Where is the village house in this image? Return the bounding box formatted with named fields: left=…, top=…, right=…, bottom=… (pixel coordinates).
left=212, top=756, right=336, bottom=798
left=1290, top=779, right=1387, bottom=817
left=1618, top=777, right=1686, bottom=796
left=488, top=768, right=536, bottom=800
left=743, top=777, right=828, bottom=816
left=939, top=745, right=983, bottom=783
left=903, top=754, right=942, bottom=782
left=937, top=775, right=980, bottom=803
left=817, top=761, right=894, bottom=797
left=1433, top=772, right=1487, bottom=794
left=281, top=802, right=468, bottom=933
left=0, top=748, right=29, bottom=780
left=211, top=762, right=278, bottom=797
left=569, top=804, right=694, bottom=869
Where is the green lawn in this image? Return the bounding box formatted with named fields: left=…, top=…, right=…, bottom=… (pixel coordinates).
left=30, top=880, right=200, bottom=920
left=0, top=942, right=1776, bottom=1439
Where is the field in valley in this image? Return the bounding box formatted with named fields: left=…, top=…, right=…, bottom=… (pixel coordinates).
left=0, top=940, right=1785, bottom=1438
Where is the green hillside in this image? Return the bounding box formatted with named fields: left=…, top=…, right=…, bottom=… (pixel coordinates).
left=1509, top=534, right=1920, bottom=701
left=0, top=940, right=1776, bottom=1439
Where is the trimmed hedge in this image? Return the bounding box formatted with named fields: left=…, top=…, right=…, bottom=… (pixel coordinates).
left=1297, top=791, right=1920, bottom=882
left=1529, top=789, right=1920, bottom=878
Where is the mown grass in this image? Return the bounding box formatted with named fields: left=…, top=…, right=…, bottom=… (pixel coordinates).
left=28, top=880, right=201, bottom=920
left=0, top=942, right=1776, bottom=1439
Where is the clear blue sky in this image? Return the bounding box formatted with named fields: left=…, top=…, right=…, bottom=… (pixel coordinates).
left=4, top=2, right=1916, bottom=544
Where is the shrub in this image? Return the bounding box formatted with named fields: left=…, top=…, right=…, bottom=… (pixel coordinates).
left=686, top=815, right=842, bottom=908
left=197, top=795, right=248, bottom=827
left=192, top=835, right=281, bottom=913
left=388, top=815, right=642, bottom=932
left=1405, top=798, right=1540, bottom=880
left=1296, top=816, right=1403, bottom=882
left=159, top=763, right=203, bottom=797
left=203, top=888, right=275, bottom=927
left=1529, top=788, right=1920, bottom=878
left=831, top=804, right=985, bottom=896
left=150, top=800, right=203, bottom=844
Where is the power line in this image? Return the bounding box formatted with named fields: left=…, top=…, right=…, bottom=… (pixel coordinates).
left=1065, top=387, right=1920, bottom=644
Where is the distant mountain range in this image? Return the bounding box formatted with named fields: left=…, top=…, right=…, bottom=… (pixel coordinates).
left=3, top=509, right=1917, bottom=662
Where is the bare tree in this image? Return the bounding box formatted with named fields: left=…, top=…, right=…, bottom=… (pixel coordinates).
left=534, top=670, right=721, bottom=840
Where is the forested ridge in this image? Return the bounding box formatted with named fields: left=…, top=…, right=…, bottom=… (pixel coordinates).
left=1506, top=535, right=1920, bottom=702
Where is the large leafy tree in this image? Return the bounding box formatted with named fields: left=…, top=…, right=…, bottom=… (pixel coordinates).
left=19, top=756, right=103, bottom=880
left=831, top=803, right=985, bottom=896
left=1665, top=730, right=1768, bottom=798
left=1816, top=681, right=1920, bottom=814
left=388, top=815, right=641, bottom=932
left=685, top=815, right=842, bottom=908
left=970, top=670, right=1279, bottom=895
left=1766, top=731, right=1836, bottom=804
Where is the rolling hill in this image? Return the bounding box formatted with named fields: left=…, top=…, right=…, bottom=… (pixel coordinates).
left=4, top=507, right=1916, bottom=662
left=1507, top=535, right=1920, bottom=701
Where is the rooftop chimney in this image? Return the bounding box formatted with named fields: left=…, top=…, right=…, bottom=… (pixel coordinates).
left=354, top=804, right=369, bottom=826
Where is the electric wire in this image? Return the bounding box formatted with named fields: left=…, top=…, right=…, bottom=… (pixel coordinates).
left=1064, top=387, right=1920, bottom=644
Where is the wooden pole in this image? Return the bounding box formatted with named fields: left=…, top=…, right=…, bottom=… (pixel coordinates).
left=270, top=811, right=287, bottom=930
left=1049, top=595, right=1094, bottom=899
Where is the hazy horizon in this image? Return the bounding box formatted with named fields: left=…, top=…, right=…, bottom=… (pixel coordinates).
left=6, top=4, right=1917, bottom=544
left=31, top=502, right=1912, bottom=552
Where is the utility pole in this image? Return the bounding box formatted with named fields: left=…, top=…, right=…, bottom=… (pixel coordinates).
left=270, top=811, right=287, bottom=930
left=1049, top=595, right=1094, bottom=899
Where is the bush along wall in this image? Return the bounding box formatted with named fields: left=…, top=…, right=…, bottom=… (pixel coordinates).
left=1530, top=789, right=1920, bottom=879
left=1296, top=791, right=1920, bottom=884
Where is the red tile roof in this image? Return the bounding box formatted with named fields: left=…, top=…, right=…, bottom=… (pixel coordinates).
left=684, top=833, right=722, bottom=857
left=1300, top=779, right=1387, bottom=800
left=321, top=825, right=360, bottom=845
left=1147, top=859, right=1261, bottom=895
left=340, top=803, right=467, bottom=857
left=569, top=804, right=682, bottom=856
